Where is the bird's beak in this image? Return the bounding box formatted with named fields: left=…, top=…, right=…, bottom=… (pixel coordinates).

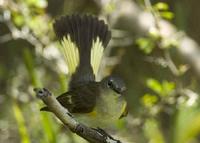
left=115, top=86, right=126, bottom=94
left=119, top=102, right=128, bottom=119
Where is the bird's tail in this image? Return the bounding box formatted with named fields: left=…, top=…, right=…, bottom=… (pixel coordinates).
left=53, top=15, right=111, bottom=87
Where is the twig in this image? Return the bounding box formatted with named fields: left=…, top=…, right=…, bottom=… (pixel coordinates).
left=164, top=50, right=179, bottom=76
left=33, top=88, right=122, bottom=143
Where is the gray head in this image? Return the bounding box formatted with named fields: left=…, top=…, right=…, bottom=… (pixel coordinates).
left=101, top=76, right=126, bottom=94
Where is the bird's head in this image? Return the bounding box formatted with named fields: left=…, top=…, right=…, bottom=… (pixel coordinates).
left=100, top=75, right=128, bottom=119
left=101, top=76, right=126, bottom=94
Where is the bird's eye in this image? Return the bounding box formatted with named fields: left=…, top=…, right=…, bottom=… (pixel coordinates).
left=107, top=80, right=113, bottom=87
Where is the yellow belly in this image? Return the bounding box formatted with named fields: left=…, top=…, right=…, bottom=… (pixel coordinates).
left=74, top=91, right=127, bottom=128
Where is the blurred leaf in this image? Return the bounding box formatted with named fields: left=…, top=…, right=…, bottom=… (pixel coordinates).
left=41, top=113, right=57, bottom=143
left=147, top=78, right=162, bottom=95
left=26, top=0, right=47, bottom=9
left=136, top=38, right=155, bottom=54
left=27, top=15, right=50, bottom=37
left=23, top=48, right=42, bottom=87
left=162, top=80, right=175, bottom=96
left=173, top=105, right=200, bottom=143
left=178, top=64, right=189, bottom=75
left=154, top=2, right=169, bottom=11
left=13, top=102, right=30, bottom=143
left=12, top=12, right=25, bottom=27
left=141, top=94, right=158, bottom=107
left=147, top=78, right=175, bottom=96
left=144, top=119, right=165, bottom=143
left=23, top=48, right=57, bottom=143
left=104, top=1, right=116, bottom=14
left=153, top=2, right=174, bottom=20
left=149, top=27, right=160, bottom=39
left=160, top=11, right=174, bottom=20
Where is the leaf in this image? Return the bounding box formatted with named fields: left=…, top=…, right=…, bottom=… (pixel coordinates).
left=160, top=11, right=174, bottom=20
left=154, top=2, right=169, bottom=11
left=12, top=13, right=25, bottom=26
left=162, top=80, right=175, bottom=96
left=26, top=0, right=47, bottom=8
left=147, top=78, right=162, bottom=95
left=141, top=94, right=158, bottom=107
left=173, top=105, right=200, bottom=143
left=13, top=102, right=31, bottom=143
left=146, top=78, right=175, bottom=96
left=144, top=119, right=165, bottom=143
left=136, top=38, right=155, bottom=54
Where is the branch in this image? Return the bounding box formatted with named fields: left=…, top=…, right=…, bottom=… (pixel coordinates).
left=33, top=88, right=122, bottom=143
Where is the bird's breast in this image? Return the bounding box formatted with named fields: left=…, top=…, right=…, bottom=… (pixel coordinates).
left=74, top=89, right=126, bottom=128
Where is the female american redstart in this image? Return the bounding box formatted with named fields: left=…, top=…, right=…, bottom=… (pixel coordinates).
left=41, top=15, right=128, bottom=127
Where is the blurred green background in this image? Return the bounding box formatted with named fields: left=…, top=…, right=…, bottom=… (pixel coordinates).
left=1, top=0, right=200, bottom=143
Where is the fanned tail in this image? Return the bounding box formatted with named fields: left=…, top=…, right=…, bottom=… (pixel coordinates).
left=53, top=15, right=111, bottom=88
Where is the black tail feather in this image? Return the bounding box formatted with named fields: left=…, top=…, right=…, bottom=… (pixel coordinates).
left=53, top=14, right=111, bottom=49
left=53, top=15, right=111, bottom=87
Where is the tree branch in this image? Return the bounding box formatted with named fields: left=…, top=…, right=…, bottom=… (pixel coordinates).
left=33, top=88, right=122, bottom=143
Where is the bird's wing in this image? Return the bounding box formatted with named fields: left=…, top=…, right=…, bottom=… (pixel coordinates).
left=56, top=86, right=98, bottom=113
left=53, top=15, right=111, bottom=88
left=40, top=91, right=96, bottom=113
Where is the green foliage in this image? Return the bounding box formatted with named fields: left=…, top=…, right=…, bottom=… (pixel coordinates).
left=136, top=37, right=156, bottom=54
left=141, top=93, right=158, bottom=107
left=159, top=11, right=174, bottom=20
left=173, top=105, right=200, bottom=143
left=146, top=78, right=175, bottom=97
left=153, top=2, right=174, bottom=20
left=141, top=78, right=176, bottom=116
left=144, top=119, right=165, bottom=143
left=154, top=2, right=169, bottom=11
left=25, top=0, right=47, bottom=8
left=23, top=48, right=58, bottom=143
left=12, top=12, right=25, bottom=27
left=137, top=2, right=175, bottom=54
left=13, top=102, right=31, bottom=143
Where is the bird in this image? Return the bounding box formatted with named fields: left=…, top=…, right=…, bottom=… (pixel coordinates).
left=41, top=14, right=128, bottom=127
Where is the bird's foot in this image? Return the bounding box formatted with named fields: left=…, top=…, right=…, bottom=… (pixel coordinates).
left=92, top=127, right=120, bottom=142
